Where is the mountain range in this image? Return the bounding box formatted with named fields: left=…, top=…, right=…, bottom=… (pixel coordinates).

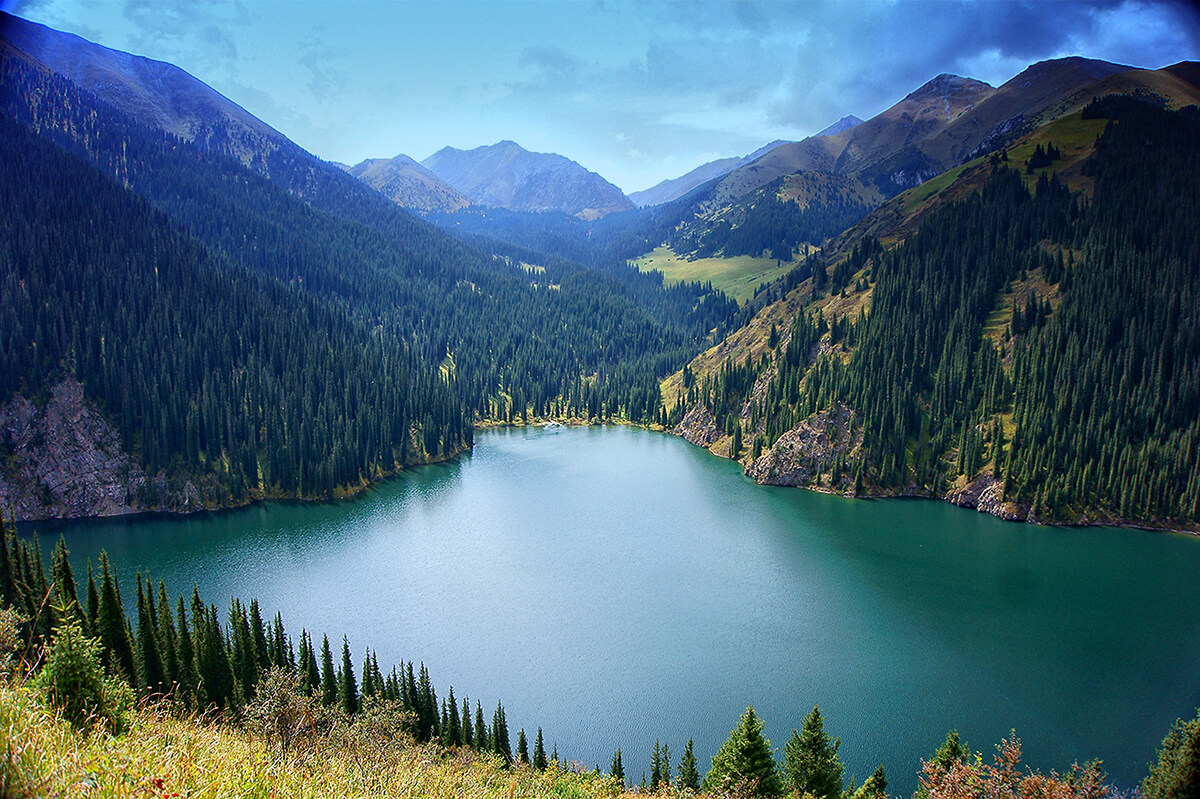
left=1, top=9, right=1198, bottom=531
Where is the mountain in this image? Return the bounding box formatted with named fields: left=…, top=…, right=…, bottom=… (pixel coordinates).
left=815, top=115, right=863, bottom=137
left=344, top=154, right=471, bottom=212
left=663, top=81, right=1200, bottom=532
left=0, top=13, right=735, bottom=519
left=656, top=59, right=1147, bottom=263
left=422, top=140, right=634, bottom=218
left=628, top=139, right=789, bottom=208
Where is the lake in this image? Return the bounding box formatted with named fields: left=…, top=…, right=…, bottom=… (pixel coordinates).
left=25, top=425, right=1200, bottom=794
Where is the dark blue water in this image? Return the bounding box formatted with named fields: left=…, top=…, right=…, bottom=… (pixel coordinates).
left=26, top=426, right=1200, bottom=793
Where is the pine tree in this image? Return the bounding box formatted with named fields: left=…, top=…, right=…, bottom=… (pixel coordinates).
left=651, top=740, right=663, bottom=791
left=783, top=706, right=844, bottom=799
left=702, top=706, right=782, bottom=797
left=678, top=738, right=701, bottom=792
left=516, top=729, right=529, bottom=764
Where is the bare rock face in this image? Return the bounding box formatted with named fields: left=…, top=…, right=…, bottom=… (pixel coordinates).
left=745, top=403, right=860, bottom=487
left=674, top=402, right=722, bottom=448
left=0, top=378, right=201, bottom=520
left=945, top=472, right=1026, bottom=521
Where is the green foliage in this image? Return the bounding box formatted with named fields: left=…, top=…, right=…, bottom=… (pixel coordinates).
left=611, top=747, right=625, bottom=784
left=702, top=706, right=782, bottom=798
left=245, top=665, right=322, bottom=754
left=678, top=738, right=701, bottom=792
left=1143, top=708, right=1200, bottom=799
left=783, top=706, right=844, bottom=799
left=680, top=100, right=1200, bottom=527
left=32, top=615, right=133, bottom=734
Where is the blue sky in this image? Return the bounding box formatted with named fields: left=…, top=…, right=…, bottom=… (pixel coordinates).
left=6, top=0, right=1199, bottom=192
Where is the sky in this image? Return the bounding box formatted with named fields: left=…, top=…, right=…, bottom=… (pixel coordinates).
left=5, top=0, right=1199, bottom=193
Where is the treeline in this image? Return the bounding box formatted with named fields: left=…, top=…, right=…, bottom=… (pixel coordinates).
left=9, top=511, right=1200, bottom=798
left=0, top=512, right=533, bottom=762
left=677, top=99, right=1199, bottom=527
left=0, top=53, right=738, bottom=507
left=668, top=177, right=875, bottom=261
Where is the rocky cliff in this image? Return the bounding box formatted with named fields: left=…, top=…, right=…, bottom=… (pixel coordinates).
left=0, top=378, right=203, bottom=521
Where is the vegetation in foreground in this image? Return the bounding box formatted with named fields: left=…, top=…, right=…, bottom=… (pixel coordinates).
left=3, top=512, right=1199, bottom=798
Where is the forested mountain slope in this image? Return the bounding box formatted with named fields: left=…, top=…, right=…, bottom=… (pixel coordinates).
left=667, top=98, right=1200, bottom=531
left=0, top=25, right=734, bottom=520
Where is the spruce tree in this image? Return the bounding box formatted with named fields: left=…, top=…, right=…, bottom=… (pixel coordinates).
left=534, top=728, right=548, bottom=770
left=492, top=701, right=512, bottom=764
left=611, top=748, right=625, bottom=784
left=319, top=635, right=337, bottom=706
left=95, top=552, right=136, bottom=683
left=678, top=738, right=701, bottom=792
left=462, top=697, right=473, bottom=747
left=702, top=706, right=782, bottom=797
left=134, top=574, right=164, bottom=691
left=517, top=729, right=529, bottom=764
left=783, top=706, right=843, bottom=799
left=474, top=702, right=488, bottom=751
left=338, top=635, right=358, bottom=715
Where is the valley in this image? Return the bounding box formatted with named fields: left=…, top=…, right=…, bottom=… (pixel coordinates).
left=2, top=4, right=1199, bottom=798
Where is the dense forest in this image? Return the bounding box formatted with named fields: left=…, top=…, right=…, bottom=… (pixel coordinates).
left=0, top=53, right=736, bottom=507
left=667, top=176, right=875, bottom=261
left=675, top=99, right=1200, bottom=528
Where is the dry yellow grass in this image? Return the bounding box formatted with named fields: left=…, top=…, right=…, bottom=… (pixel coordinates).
left=0, top=681, right=628, bottom=799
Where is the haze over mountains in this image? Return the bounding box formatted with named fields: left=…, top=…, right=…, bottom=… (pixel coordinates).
left=419, top=140, right=634, bottom=219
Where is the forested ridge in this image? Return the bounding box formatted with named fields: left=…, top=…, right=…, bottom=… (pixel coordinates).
left=674, top=99, right=1200, bottom=529
left=0, top=53, right=735, bottom=512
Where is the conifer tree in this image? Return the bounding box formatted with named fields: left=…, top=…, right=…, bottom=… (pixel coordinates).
left=703, top=706, right=782, bottom=797
left=462, top=697, right=473, bottom=747
left=1142, top=709, right=1200, bottom=799
left=534, top=728, right=548, bottom=770
left=517, top=729, right=529, bottom=764
left=446, top=686, right=461, bottom=745
left=50, top=536, right=83, bottom=630
left=783, top=706, right=844, bottom=799
left=86, top=562, right=99, bottom=635
left=134, top=574, right=164, bottom=691
left=338, top=635, right=358, bottom=715
left=174, top=597, right=196, bottom=705
left=474, top=702, right=488, bottom=751
left=95, top=552, right=136, bottom=682
left=319, top=635, right=337, bottom=706
left=492, top=701, right=512, bottom=764
left=678, top=739, right=701, bottom=792
left=651, top=740, right=663, bottom=790
left=611, top=748, right=625, bottom=784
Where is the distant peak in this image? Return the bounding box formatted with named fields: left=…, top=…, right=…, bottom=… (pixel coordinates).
left=907, top=73, right=992, bottom=101
left=816, top=115, right=864, bottom=137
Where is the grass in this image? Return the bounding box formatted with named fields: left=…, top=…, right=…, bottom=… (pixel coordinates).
left=631, top=246, right=798, bottom=305
left=0, top=680, right=628, bottom=799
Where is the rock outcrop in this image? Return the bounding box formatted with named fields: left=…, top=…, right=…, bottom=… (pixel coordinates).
left=674, top=403, right=722, bottom=449
left=0, top=378, right=202, bottom=521
left=944, top=472, right=1026, bottom=521
left=745, top=403, right=861, bottom=488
